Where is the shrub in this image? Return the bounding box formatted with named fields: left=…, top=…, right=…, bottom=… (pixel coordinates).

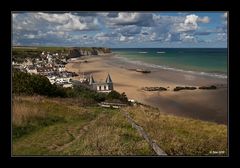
left=106, top=91, right=129, bottom=103
left=13, top=70, right=67, bottom=97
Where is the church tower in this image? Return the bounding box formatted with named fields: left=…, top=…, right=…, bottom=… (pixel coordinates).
left=105, top=73, right=113, bottom=90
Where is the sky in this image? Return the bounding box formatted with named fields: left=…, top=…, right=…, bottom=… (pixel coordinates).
left=12, top=12, right=228, bottom=48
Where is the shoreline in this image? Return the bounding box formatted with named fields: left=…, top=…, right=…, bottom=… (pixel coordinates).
left=65, top=54, right=228, bottom=125
left=111, top=53, right=227, bottom=79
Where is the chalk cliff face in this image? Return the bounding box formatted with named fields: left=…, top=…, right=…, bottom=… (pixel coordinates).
left=68, top=47, right=111, bottom=58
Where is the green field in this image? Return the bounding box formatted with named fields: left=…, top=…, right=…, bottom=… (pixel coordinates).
left=12, top=46, right=111, bottom=63
left=12, top=96, right=227, bottom=156
left=13, top=96, right=154, bottom=155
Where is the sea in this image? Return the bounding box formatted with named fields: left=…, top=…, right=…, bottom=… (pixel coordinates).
left=111, top=48, right=228, bottom=79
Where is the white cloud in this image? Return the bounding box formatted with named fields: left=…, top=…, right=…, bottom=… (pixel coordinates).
left=12, top=12, right=224, bottom=47
left=56, top=19, right=87, bottom=31
left=24, top=34, right=35, bottom=39
left=180, top=33, right=196, bottom=42
left=116, top=25, right=141, bottom=36
left=46, top=30, right=69, bottom=38
left=197, top=16, right=210, bottom=23
left=35, top=12, right=71, bottom=24
left=165, top=33, right=181, bottom=42
left=217, top=32, right=227, bottom=41
left=178, top=14, right=198, bottom=32
left=95, top=32, right=111, bottom=41
left=119, top=34, right=135, bottom=42
left=175, top=14, right=210, bottom=32
left=54, top=15, right=99, bottom=31
left=119, top=35, right=127, bottom=42
left=14, top=12, right=100, bottom=32
left=185, top=14, right=199, bottom=24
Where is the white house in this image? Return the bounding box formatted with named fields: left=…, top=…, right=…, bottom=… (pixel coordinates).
left=47, top=54, right=53, bottom=62
left=55, top=77, right=71, bottom=83
left=58, top=65, right=65, bottom=72
left=47, top=76, right=56, bottom=84
left=26, top=66, right=38, bottom=74
left=63, top=83, right=73, bottom=88
left=89, top=74, right=113, bottom=93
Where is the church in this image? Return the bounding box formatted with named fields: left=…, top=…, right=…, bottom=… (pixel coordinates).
left=89, top=74, right=113, bottom=93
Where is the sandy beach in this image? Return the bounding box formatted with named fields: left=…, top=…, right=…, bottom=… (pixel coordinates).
left=65, top=54, right=228, bottom=125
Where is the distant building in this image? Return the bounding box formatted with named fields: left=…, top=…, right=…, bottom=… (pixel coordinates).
left=62, top=83, right=73, bottom=88
left=26, top=65, right=38, bottom=74
left=89, top=74, right=113, bottom=93
left=57, top=65, right=65, bottom=72
left=79, top=72, right=88, bottom=83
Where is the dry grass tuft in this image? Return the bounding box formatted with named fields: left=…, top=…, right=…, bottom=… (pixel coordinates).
left=123, top=105, right=227, bottom=156
left=13, top=97, right=46, bottom=126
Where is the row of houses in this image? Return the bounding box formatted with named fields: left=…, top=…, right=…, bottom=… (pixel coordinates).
left=13, top=50, right=116, bottom=92
left=13, top=51, right=77, bottom=88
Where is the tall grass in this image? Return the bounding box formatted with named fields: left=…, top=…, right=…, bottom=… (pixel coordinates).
left=13, top=96, right=154, bottom=155
left=13, top=96, right=46, bottom=126
left=13, top=95, right=227, bottom=156
left=12, top=96, right=65, bottom=140
left=124, top=105, right=228, bottom=156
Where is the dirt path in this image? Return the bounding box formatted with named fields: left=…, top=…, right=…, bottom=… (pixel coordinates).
left=53, top=114, right=105, bottom=152
left=122, top=111, right=167, bottom=156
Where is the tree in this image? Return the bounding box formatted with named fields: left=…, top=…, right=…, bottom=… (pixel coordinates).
left=106, top=90, right=121, bottom=100
left=12, top=70, right=67, bottom=97
left=120, top=92, right=128, bottom=103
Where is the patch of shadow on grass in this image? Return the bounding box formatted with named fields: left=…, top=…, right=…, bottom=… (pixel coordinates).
left=13, top=115, right=66, bottom=140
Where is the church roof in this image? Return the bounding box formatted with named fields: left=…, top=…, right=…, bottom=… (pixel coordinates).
left=106, top=73, right=112, bottom=83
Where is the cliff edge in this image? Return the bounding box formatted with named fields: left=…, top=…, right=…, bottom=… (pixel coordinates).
left=68, top=47, right=111, bottom=58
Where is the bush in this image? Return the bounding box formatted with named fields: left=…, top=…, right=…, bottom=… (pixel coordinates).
left=13, top=70, right=67, bottom=97
left=106, top=90, right=121, bottom=100
left=106, top=91, right=129, bottom=103
left=13, top=70, right=130, bottom=104
left=67, top=85, right=107, bottom=103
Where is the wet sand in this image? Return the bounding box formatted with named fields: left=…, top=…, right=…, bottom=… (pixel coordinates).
left=65, top=54, right=228, bottom=125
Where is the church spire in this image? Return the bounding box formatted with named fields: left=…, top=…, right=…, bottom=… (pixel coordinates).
left=106, top=73, right=112, bottom=83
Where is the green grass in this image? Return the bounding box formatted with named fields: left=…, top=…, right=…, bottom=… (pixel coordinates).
left=13, top=96, right=227, bottom=156
left=13, top=115, right=65, bottom=140
left=13, top=96, right=154, bottom=155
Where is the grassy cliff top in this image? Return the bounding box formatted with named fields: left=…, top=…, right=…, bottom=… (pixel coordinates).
left=13, top=95, right=227, bottom=156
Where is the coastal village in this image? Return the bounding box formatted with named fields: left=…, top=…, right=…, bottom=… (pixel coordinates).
left=13, top=51, right=77, bottom=88
left=12, top=50, right=115, bottom=93
left=11, top=12, right=228, bottom=156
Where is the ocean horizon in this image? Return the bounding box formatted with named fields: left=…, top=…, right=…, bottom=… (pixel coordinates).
left=112, top=48, right=228, bottom=79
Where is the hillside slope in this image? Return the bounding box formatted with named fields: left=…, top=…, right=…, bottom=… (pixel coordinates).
left=13, top=96, right=153, bottom=155
left=12, top=96, right=227, bottom=156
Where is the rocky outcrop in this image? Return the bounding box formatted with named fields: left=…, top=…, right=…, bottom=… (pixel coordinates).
left=142, top=87, right=167, bottom=91
left=68, top=47, right=111, bottom=58
left=136, top=69, right=151, bottom=73
left=199, top=85, right=217, bottom=89
left=173, top=86, right=197, bottom=91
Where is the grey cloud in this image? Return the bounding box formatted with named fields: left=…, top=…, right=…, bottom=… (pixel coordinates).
left=194, top=31, right=211, bottom=35
left=106, top=13, right=154, bottom=27
left=141, top=32, right=149, bottom=36
left=107, top=12, right=119, bottom=18
left=117, top=25, right=141, bottom=36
